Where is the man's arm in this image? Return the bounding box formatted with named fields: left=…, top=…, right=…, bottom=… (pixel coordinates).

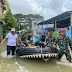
left=0, top=33, right=9, bottom=45
left=26, top=39, right=28, bottom=44
left=20, top=38, right=24, bottom=45
left=25, top=36, right=28, bottom=44
left=0, top=38, right=7, bottom=45
left=16, top=39, right=20, bottom=45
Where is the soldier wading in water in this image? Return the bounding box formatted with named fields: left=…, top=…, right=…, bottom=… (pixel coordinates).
left=56, top=29, right=72, bottom=63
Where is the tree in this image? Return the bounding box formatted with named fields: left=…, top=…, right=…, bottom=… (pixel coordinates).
left=13, top=14, right=44, bottom=31
left=53, top=31, right=59, bottom=38
left=3, top=9, right=19, bottom=38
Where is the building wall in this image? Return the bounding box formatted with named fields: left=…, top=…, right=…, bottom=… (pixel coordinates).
left=0, top=1, right=3, bottom=19
left=0, top=0, right=7, bottom=19
left=0, top=0, right=6, bottom=42
left=31, top=18, right=43, bottom=36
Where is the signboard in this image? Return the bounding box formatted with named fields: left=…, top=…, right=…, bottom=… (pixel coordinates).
left=46, top=24, right=54, bottom=28
left=39, top=25, right=42, bottom=29
left=43, top=24, right=47, bottom=28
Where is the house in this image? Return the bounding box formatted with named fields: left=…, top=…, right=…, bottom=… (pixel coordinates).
left=0, top=0, right=6, bottom=42
left=37, top=11, right=72, bottom=40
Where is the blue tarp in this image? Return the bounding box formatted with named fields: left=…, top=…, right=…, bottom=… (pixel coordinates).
left=42, top=29, right=46, bottom=33
left=33, top=35, right=40, bottom=44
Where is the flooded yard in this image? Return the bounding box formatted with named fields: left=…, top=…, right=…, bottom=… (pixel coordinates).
left=0, top=41, right=72, bottom=72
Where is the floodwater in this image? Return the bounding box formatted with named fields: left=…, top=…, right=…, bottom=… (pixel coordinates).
left=0, top=42, right=72, bottom=72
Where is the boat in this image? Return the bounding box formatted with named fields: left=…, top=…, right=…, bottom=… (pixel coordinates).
left=16, top=44, right=58, bottom=59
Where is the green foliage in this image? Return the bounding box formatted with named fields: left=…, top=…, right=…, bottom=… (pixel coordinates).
left=27, top=28, right=32, bottom=33
left=5, top=1, right=10, bottom=11
left=20, top=24, right=32, bottom=33
left=21, top=24, right=28, bottom=30
left=13, top=14, right=44, bottom=30
left=3, top=9, right=19, bottom=38
left=27, top=14, right=44, bottom=19
left=13, top=14, right=44, bottom=19
left=53, top=31, right=59, bottom=38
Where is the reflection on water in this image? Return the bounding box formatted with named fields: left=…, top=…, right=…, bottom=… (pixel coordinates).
left=0, top=42, right=72, bottom=72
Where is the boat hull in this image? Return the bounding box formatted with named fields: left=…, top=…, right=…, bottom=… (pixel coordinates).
left=16, top=45, right=58, bottom=59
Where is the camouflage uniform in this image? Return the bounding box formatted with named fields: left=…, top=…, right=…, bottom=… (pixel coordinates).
left=20, top=35, right=28, bottom=46
left=56, top=36, right=72, bottom=62
left=46, top=35, right=56, bottom=47
left=19, top=34, right=23, bottom=38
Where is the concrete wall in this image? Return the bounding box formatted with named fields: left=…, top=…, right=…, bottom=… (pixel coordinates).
left=0, top=1, right=3, bottom=19
left=0, top=0, right=6, bottom=19
left=31, top=18, right=43, bottom=36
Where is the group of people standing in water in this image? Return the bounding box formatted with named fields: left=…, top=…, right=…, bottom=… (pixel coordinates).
left=0, top=28, right=72, bottom=63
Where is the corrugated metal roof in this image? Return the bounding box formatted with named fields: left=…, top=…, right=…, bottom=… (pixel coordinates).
left=38, top=11, right=72, bottom=25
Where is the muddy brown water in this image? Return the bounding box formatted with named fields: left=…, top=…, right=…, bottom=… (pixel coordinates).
left=0, top=42, right=72, bottom=72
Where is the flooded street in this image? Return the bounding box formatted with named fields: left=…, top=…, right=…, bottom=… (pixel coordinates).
left=0, top=42, right=72, bottom=72
left=0, top=0, right=72, bottom=72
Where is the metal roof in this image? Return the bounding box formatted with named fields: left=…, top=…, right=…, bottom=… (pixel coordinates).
left=38, top=11, right=72, bottom=25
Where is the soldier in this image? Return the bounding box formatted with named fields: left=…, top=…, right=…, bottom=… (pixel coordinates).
left=19, top=31, right=23, bottom=38
left=46, top=31, right=56, bottom=48
left=41, top=32, right=46, bottom=42
left=20, top=31, right=28, bottom=46
left=56, top=29, right=72, bottom=63
left=27, top=33, right=32, bottom=40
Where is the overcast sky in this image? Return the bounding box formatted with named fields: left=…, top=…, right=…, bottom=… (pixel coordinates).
left=7, top=0, right=72, bottom=20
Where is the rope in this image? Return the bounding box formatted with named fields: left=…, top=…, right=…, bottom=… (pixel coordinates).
left=41, top=46, right=49, bottom=62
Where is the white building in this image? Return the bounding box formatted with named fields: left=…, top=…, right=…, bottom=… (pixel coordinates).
left=31, top=18, right=44, bottom=36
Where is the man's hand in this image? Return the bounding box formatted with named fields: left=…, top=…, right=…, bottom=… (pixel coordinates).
left=18, top=43, right=20, bottom=46
left=0, top=43, right=3, bottom=45
left=26, top=39, right=28, bottom=44
left=43, top=42, right=46, bottom=45
left=26, top=40, right=28, bottom=44
left=21, top=43, right=24, bottom=45
left=0, top=38, right=7, bottom=45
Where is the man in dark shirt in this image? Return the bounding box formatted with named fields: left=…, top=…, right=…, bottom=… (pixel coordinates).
left=41, top=32, right=46, bottom=42
left=28, top=33, right=32, bottom=40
